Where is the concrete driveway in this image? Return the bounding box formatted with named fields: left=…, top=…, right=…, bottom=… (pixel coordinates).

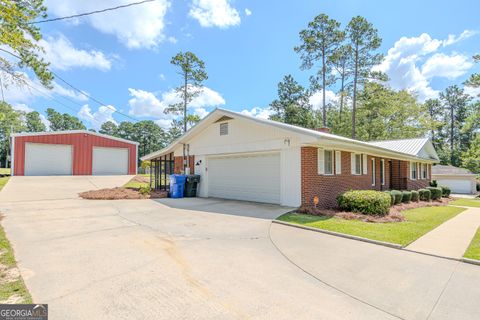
left=1, top=176, right=479, bottom=319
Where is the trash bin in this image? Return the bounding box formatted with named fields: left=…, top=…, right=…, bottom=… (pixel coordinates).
left=169, top=174, right=186, bottom=198
left=184, top=174, right=201, bottom=197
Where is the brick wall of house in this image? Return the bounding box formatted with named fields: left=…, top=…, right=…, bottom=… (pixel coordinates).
left=301, top=147, right=392, bottom=208
left=301, top=147, right=432, bottom=208
left=173, top=156, right=195, bottom=174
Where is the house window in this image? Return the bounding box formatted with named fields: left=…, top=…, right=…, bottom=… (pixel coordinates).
left=324, top=150, right=334, bottom=175
left=335, top=151, right=341, bottom=174
left=421, top=163, right=427, bottom=179
left=219, top=122, right=228, bottom=136
left=371, top=158, right=376, bottom=186
left=351, top=153, right=362, bottom=175
left=380, top=159, right=385, bottom=186
left=410, top=162, right=417, bottom=180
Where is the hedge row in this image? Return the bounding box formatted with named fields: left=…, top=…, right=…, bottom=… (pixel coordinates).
left=337, top=190, right=391, bottom=216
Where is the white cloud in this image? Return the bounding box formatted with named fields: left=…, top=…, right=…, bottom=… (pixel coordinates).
left=0, top=70, right=88, bottom=103
left=245, top=8, right=252, bottom=16
left=309, top=90, right=338, bottom=109
left=78, top=104, right=117, bottom=130
left=443, top=29, right=478, bottom=46
left=465, top=86, right=480, bottom=98
left=38, top=34, right=113, bottom=71
left=45, top=0, right=170, bottom=49
left=189, top=0, right=241, bottom=28
left=421, top=53, right=473, bottom=79
left=240, top=107, right=273, bottom=119
left=128, top=86, right=225, bottom=127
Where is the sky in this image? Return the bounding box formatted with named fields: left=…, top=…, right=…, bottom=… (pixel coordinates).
left=3, top=0, right=480, bottom=131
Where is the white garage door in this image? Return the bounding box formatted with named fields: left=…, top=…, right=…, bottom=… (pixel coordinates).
left=25, top=143, right=72, bottom=176
left=92, top=147, right=129, bottom=175
left=437, top=179, right=473, bottom=194
left=207, top=152, right=281, bottom=204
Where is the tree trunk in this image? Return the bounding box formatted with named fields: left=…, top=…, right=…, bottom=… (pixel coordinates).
left=339, top=71, right=345, bottom=122
left=183, top=73, right=188, bottom=133
left=352, top=46, right=359, bottom=139
left=322, top=47, right=326, bottom=127
left=450, top=104, right=454, bottom=164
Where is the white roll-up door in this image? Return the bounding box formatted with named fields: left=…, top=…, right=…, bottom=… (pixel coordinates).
left=92, top=147, right=129, bottom=175
left=207, top=152, right=281, bottom=204
left=437, top=179, right=473, bottom=194
left=25, top=143, right=73, bottom=176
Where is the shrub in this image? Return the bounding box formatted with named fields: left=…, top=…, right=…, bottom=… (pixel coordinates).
left=402, top=191, right=412, bottom=203
left=440, top=185, right=451, bottom=197
left=390, top=190, right=403, bottom=205
left=411, top=190, right=419, bottom=202
left=429, top=180, right=438, bottom=187
left=337, top=190, right=391, bottom=216
left=138, top=185, right=151, bottom=196
left=418, top=189, right=431, bottom=201
left=384, top=191, right=395, bottom=207
left=476, top=181, right=480, bottom=192
left=426, top=187, right=442, bottom=200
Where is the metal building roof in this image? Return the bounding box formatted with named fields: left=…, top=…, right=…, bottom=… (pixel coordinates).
left=368, top=138, right=430, bottom=157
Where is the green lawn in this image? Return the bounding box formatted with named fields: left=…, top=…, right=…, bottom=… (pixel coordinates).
left=0, top=168, right=10, bottom=175
left=450, top=198, right=480, bottom=208
left=464, top=228, right=480, bottom=260
left=0, top=177, right=9, bottom=192
left=278, top=206, right=465, bottom=246
left=0, top=224, right=32, bottom=303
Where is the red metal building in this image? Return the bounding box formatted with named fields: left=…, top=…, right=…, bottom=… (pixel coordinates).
left=11, top=131, right=138, bottom=176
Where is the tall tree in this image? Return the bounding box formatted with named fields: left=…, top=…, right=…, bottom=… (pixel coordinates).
left=329, top=44, right=353, bottom=120
left=166, top=120, right=183, bottom=144
left=25, top=111, right=46, bottom=132
left=295, top=14, right=344, bottom=127
left=269, top=75, right=317, bottom=129
left=164, top=51, right=208, bottom=133
left=46, top=108, right=86, bottom=131
left=439, top=85, right=472, bottom=166
left=464, top=54, right=480, bottom=92
left=345, top=16, right=383, bottom=139
left=99, top=121, right=118, bottom=136
left=133, top=120, right=167, bottom=158
left=0, top=0, right=53, bottom=87
left=0, top=102, right=26, bottom=167
left=424, top=99, right=444, bottom=148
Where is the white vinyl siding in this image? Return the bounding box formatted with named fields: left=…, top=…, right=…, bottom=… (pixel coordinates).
left=371, top=158, right=376, bottom=186
left=351, top=153, right=362, bottom=175
left=335, top=151, right=341, bottom=174
left=410, top=162, right=418, bottom=180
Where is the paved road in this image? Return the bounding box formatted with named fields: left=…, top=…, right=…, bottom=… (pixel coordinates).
left=1, top=176, right=479, bottom=319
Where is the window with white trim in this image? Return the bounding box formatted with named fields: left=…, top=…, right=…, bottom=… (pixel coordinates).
left=421, top=163, right=427, bottom=179
left=335, top=151, right=342, bottom=174
left=410, top=162, right=417, bottom=180
left=351, top=153, right=362, bottom=175
left=380, top=159, right=385, bottom=186
left=371, top=158, right=376, bottom=186
left=324, top=150, right=334, bottom=175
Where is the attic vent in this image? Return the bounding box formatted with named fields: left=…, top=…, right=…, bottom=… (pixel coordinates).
left=220, top=122, right=228, bottom=136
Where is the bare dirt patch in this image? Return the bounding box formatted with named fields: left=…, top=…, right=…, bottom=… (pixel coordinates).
left=131, top=175, right=150, bottom=183
left=298, top=198, right=451, bottom=223
left=79, top=187, right=168, bottom=200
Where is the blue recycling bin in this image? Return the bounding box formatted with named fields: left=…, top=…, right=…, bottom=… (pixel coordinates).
left=169, top=174, right=186, bottom=198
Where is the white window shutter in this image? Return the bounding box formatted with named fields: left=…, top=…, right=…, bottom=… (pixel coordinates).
left=317, top=148, right=325, bottom=174
left=335, top=151, right=341, bottom=174
left=362, top=154, right=368, bottom=175
left=410, top=162, right=414, bottom=179
left=351, top=153, right=355, bottom=174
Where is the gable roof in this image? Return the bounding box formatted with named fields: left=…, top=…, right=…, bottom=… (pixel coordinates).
left=141, top=108, right=439, bottom=162
left=11, top=130, right=140, bottom=145
left=432, top=165, right=476, bottom=176
left=368, top=138, right=438, bottom=160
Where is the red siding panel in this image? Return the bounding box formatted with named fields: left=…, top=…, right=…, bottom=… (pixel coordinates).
left=14, top=133, right=137, bottom=176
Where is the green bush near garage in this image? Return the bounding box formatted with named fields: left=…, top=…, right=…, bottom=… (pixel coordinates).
left=402, top=191, right=412, bottom=203
left=440, top=185, right=451, bottom=197
left=337, top=190, right=391, bottom=216
left=410, top=190, right=419, bottom=202
left=418, top=189, right=431, bottom=201
left=426, top=187, right=442, bottom=200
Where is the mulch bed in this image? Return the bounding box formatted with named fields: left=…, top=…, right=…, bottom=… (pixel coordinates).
left=79, top=187, right=168, bottom=200
left=298, top=198, right=452, bottom=223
